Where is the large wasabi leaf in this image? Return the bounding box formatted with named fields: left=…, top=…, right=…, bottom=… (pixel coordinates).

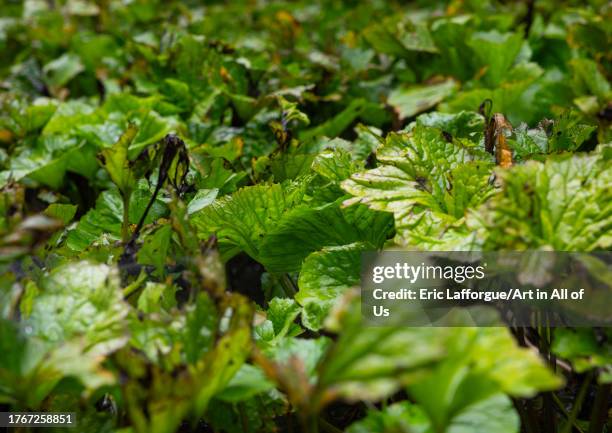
left=23, top=261, right=129, bottom=356
left=311, top=294, right=560, bottom=415
left=0, top=135, right=90, bottom=189
left=0, top=319, right=115, bottom=408
left=297, top=242, right=367, bottom=330
left=311, top=148, right=361, bottom=182
left=447, top=395, right=519, bottom=433
left=191, top=181, right=308, bottom=260
left=508, top=111, right=596, bottom=159
left=441, top=62, right=544, bottom=125
left=430, top=15, right=475, bottom=80
left=363, top=17, right=438, bottom=57
left=119, top=293, right=253, bottom=433
left=467, top=31, right=523, bottom=87
left=388, top=79, right=458, bottom=120
left=407, top=327, right=561, bottom=433
left=314, top=293, right=451, bottom=406
left=412, top=111, right=484, bottom=140
left=342, top=124, right=494, bottom=246
left=258, top=201, right=392, bottom=272
left=347, top=395, right=519, bottom=433
left=570, top=58, right=611, bottom=102
left=475, top=146, right=611, bottom=250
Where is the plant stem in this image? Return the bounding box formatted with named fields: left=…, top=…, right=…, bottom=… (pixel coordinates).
left=280, top=273, right=297, bottom=297
left=588, top=382, right=611, bottom=433
left=552, top=393, right=585, bottom=433
left=561, top=372, right=593, bottom=433
left=121, top=193, right=131, bottom=243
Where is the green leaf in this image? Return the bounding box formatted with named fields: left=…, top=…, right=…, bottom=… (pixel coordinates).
left=98, top=123, right=139, bottom=197
left=297, top=242, right=367, bottom=331
left=0, top=135, right=88, bottom=189
left=193, top=295, right=253, bottom=415
left=475, top=146, right=611, bottom=250
left=128, top=311, right=184, bottom=365
left=342, top=125, right=494, bottom=246
left=407, top=327, right=560, bottom=432
left=66, top=184, right=166, bottom=251
left=364, top=17, right=438, bottom=57
left=441, top=62, right=543, bottom=125
left=299, top=99, right=368, bottom=141
left=207, top=390, right=285, bottom=433
left=278, top=96, right=310, bottom=126
left=183, top=293, right=218, bottom=365
left=315, top=294, right=451, bottom=405
left=23, top=261, right=129, bottom=355
left=214, top=364, right=275, bottom=403
left=447, top=394, right=519, bottom=433
left=137, top=225, right=173, bottom=276
left=266, top=337, right=330, bottom=383
left=44, top=203, right=77, bottom=225
left=259, top=201, right=392, bottom=273
left=570, top=58, right=611, bottom=101
left=347, top=395, right=519, bottom=433
left=43, top=53, right=84, bottom=88
left=467, top=31, right=523, bottom=87
left=510, top=123, right=549, bottom=159
left=548, top=110, right=596, bottom=152
left=388, top=79, right=458, bottom=120
left=42, top=100, right=97, bottom=136
left=552, top=329, right=612, bottom=378
left=255, top=297, right=302, bottom=346
left=412, top=111, right=484, bottom=140
left=0, top=319, right=115, bottom=407
left=66, top=189, right=123, bottom=250
left=137, top=282, right=176, bottom=314
left=191, top=182, right=308, bottom=260
left=312, top=148, right=360, bottom=182
left=430, top=15, right=475, bottom=80
left=346, top=401, right=430, bottom=433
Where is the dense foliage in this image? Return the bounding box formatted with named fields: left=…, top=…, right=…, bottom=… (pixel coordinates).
left=0, top=0, right=611, bottom=432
